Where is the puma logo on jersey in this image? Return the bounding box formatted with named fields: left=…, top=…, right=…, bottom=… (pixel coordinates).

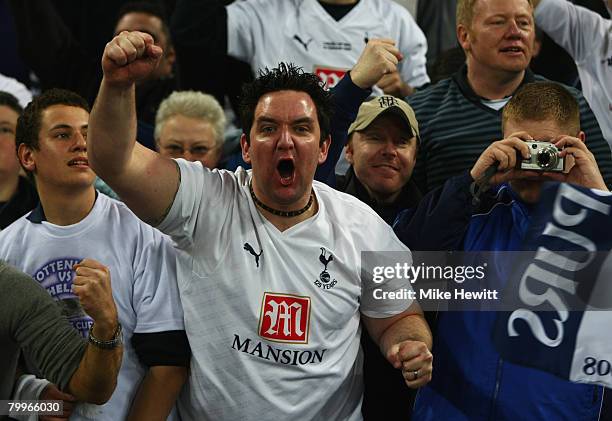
left=244, top=242, right=263, bottom=268
left=294, top=35, right=314, bottom=51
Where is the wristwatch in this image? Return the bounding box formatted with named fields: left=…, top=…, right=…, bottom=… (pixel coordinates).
left=88, top=322, right=123, bottom=349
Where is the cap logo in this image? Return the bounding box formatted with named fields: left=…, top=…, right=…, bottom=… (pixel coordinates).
left=378, top=96, right=398, bottom=108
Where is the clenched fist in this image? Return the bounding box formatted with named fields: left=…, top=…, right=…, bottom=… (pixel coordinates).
left=72, top=259, right=118, bottom=339
left=351, top=39, right=403, bottom=90
left=386, top=340, right=433, bottom=389
left=102, top=31, right=163, bottom=88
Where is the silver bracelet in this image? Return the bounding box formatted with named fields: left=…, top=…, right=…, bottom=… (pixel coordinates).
left=88, top=322, right=122, bottom=349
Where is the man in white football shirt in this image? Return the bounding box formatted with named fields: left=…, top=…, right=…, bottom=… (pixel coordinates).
left=171, top=0, right=430, bottom=96
left=87, top=30, right=434, bottom=420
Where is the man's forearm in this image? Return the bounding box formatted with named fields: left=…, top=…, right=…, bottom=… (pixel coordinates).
left=379, top=313, right=432, bottom=357
left=88, top=79, right=138, bottom=182
left=127, top=366, right=188, bottom=421
left=67, top=323, right=122, bottom=404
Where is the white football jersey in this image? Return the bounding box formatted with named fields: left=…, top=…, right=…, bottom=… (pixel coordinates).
left=159, top=160, right=414, bottom=420
left=227, top=0, right=430, bottom=90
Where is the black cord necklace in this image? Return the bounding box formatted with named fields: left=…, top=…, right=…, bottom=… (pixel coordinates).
left=249, top=181, right=314, bottom=218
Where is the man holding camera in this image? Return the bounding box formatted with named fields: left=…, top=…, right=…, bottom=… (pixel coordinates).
left=394, top=81, right=608, bottom=420
left=469, top=88, right=607, bottom=206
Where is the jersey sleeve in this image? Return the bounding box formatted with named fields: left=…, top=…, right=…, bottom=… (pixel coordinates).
left=359, top=220, right=415, bottom=318
left=535, top=0, right=609, bottom=64
left=227, top=0, right=262, bottom=63
left=396, top=8, right=430, bottom=88
left=131, top=226, right=185, bottom=333
left=157, top=159, right=245, bottom=272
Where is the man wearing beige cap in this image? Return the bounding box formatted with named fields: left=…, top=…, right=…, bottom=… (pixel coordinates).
left=338, top=95, right=422, bottom=225
left=313, top=42, right=431, bottom=421
left=333, top=93, right=425, bottom=421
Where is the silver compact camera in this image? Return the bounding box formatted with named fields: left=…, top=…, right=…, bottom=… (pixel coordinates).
left=517, top=141, right=565, bottom=172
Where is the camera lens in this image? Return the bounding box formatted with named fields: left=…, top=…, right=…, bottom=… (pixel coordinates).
left=536, top=146, right=558, bottom=170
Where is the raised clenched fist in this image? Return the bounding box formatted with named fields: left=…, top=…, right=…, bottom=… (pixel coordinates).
left=351, top=38, right=403, bottom=90
left=101, top=30, right=163, bottom=88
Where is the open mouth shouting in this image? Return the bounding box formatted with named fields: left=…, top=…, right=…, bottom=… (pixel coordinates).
left=277, top=158, right=295, bottom=186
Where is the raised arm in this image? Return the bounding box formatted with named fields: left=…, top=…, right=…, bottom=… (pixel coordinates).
left=534, top=0, right=610, bottom=63
left=316, top=39, right=402, bottom=185
left=88, top=31, right=180, bottom=225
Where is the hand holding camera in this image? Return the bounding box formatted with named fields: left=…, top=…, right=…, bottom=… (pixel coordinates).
left=544, top=135, right=608, bottom=191
left=470, top=132, right=539, bottom=186
left=471, top=132, right=608, bottom=191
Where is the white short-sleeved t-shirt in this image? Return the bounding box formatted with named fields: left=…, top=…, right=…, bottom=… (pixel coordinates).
left=227, top=0, right=430, bottom=90
left=0, top=193, right=185, bottom=421
left=159, top=160, right=413, bottom=420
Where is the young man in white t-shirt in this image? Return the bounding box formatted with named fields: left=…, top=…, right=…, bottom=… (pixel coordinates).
left=0, top=88, right=189, bottom=420
left=87, top=30, right=434, bottom=420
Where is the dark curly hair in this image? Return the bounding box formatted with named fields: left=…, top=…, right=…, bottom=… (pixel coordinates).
left=16, top=88, right=90, bottom=157
left=238, top=63, right=334, bottom=145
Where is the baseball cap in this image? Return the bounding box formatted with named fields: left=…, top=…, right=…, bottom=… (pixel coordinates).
left=348, top=95, right=420, bottom=141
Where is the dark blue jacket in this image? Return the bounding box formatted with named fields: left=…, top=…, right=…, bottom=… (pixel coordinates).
left=394, top=174, right=604, bottom=420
